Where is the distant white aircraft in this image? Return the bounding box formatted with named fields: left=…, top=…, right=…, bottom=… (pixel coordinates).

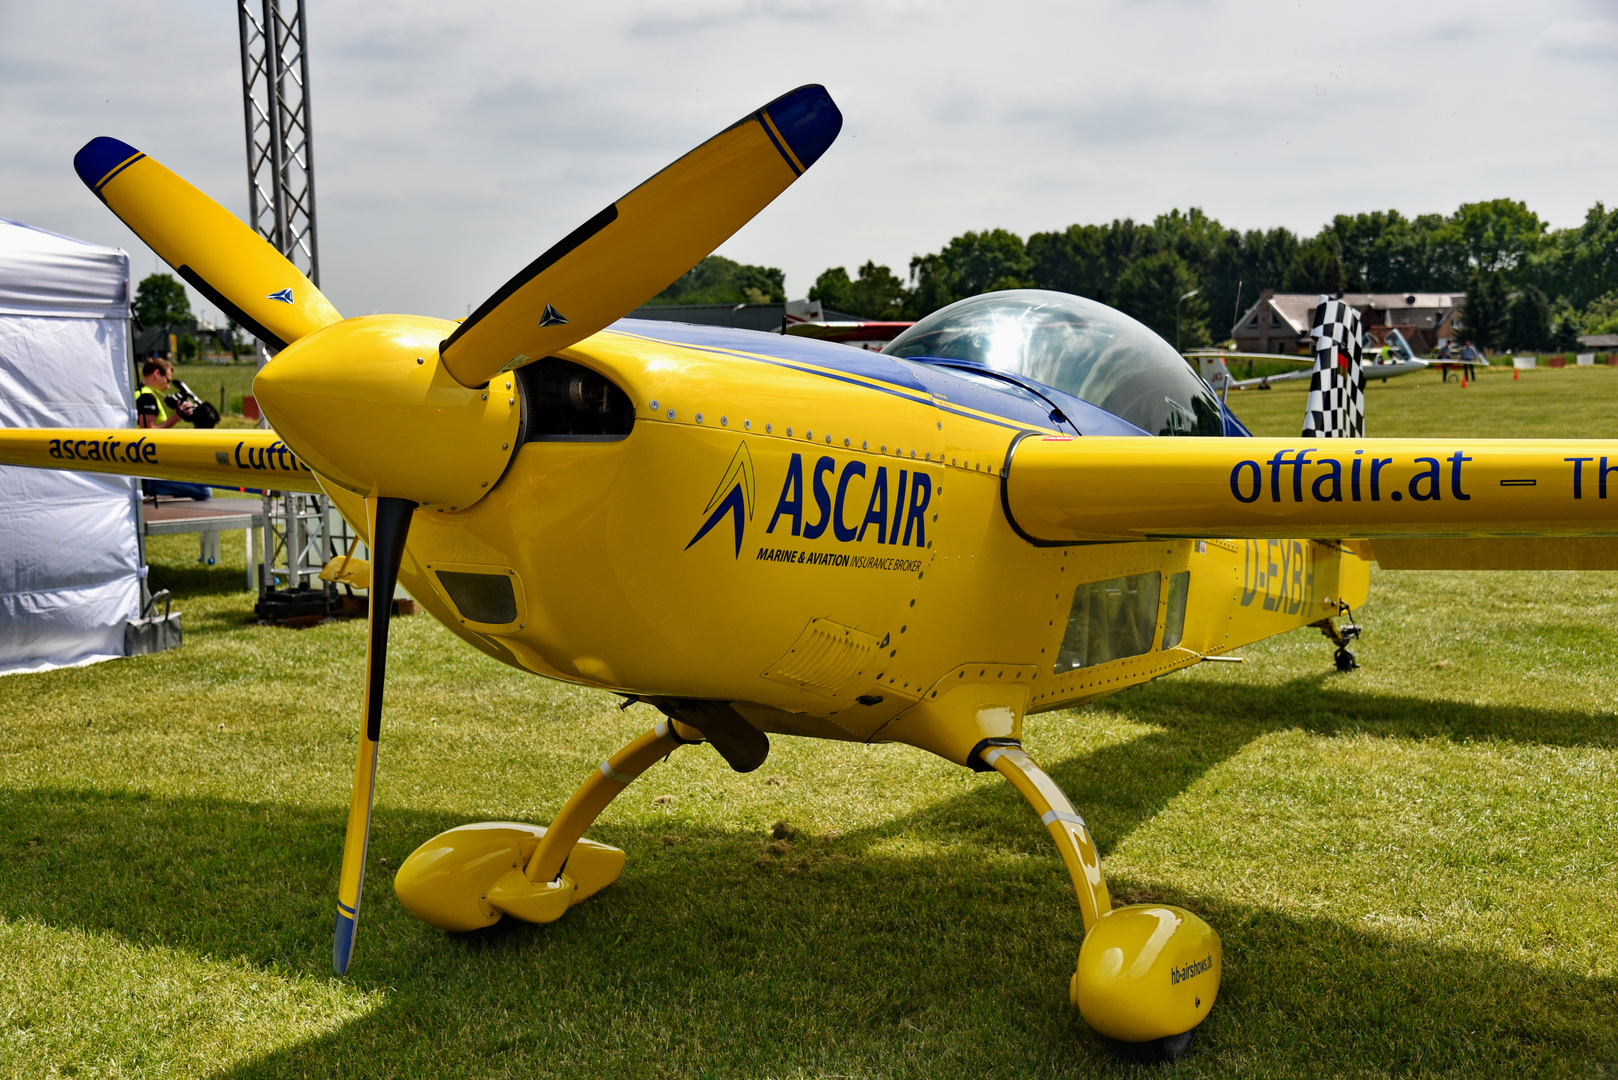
left=1186, top=328, right=1429, bottom=396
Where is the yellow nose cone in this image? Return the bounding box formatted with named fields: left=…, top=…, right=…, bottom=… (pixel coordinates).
left=253, top=315, right=520, bottom=509
left=1071, top=904, right=1221, bottom=1043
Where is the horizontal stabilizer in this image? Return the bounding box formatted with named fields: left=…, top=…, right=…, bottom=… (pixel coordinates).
left=0, top=427, right=324, bottom=493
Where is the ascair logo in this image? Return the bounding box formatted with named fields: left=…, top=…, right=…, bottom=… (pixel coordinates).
left=766, top=452, right=932, bottom=547
left=686, top=442, right=756, bottom=558
left=686, top=446, right=937, bottom=560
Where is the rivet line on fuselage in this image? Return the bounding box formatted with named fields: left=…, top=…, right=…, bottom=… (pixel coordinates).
left=640, top=400, right=1000, bottom=472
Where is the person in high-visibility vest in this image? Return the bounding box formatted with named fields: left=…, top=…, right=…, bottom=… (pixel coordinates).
left=135, top=357, right=194, bottom=429
left=134, top=356, right=210, bottom=500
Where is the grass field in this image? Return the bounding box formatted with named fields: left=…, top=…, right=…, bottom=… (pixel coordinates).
left=170, top=361, right=258, bottom=421
left=2, top=364, right=1615, bottom=1078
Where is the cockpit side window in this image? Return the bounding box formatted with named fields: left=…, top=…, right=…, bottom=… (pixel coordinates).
left=1054, top=571, right=1162, bottom=673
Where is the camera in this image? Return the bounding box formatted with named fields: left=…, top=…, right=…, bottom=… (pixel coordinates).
left=165, top=378, right=220, bottom=429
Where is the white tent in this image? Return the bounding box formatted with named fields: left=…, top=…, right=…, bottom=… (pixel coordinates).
left=0, top=218, right=141, bottom=675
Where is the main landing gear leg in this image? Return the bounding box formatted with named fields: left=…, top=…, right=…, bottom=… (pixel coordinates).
left=393, top=718, right=702, bottom=932
left=1312, top=604, right=1362, bottom=672
left=980, top=742, right=1221, bottom=1064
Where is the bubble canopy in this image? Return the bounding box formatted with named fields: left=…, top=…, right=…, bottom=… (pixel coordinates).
left=883, top=290, right=1225, bottom=437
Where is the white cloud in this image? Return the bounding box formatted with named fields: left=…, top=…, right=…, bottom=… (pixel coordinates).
left=0, top=0, right=1613, bottom=318
left=1419, top=15, right=1486, bottom=42
left=1539, top=19, right=1618, bottom=61
left=627, top=0, right=844, bottom=37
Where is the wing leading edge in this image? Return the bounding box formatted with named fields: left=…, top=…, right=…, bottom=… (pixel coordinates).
left=1003, top=434, right=1618, bottom=544
left=0, top=427, right=324, bottom=494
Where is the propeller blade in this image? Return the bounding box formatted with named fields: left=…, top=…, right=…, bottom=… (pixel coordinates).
left=332, top=496, right=415, bottom=975
left=73, top=137, right=341, bottom=351
left=439, top=84, right=842, bottom=389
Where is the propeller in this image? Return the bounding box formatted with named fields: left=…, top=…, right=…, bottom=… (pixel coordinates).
left=438, top=83, right=842, bottom=389
left=73, top=137, right=341, bottom=351
left=332, top=495, right=415, bottom=975
left=83, top=84, right=843, bottom=975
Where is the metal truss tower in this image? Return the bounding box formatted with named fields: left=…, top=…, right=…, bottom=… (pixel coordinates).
left=237, top=0, right=344, bottom=616
left=237, top=0, right=320, bottom=285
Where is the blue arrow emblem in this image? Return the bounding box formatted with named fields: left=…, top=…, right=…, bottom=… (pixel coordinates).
left=685, top=443, right=756, bottom=558
left=267, top=288, right=294, bottom=304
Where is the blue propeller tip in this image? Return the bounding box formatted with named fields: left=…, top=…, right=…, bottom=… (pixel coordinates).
left=73, top=137, right=144, bottom=193
left=332, top=909, right=357, bottom=975
left=764, top=85, right=842, bottom=172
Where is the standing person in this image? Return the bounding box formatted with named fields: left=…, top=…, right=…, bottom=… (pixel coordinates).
left=135, top=357, right=194, bottom=430
left=1460, top=341, right=1477, bottom=382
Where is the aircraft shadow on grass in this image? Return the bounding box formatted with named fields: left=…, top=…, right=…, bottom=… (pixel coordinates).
left=145, top=545, right=261, bottom=599
left=1032, top=674, right=1618, bottom=859
left=2, top=679, right=1614, bottom=1075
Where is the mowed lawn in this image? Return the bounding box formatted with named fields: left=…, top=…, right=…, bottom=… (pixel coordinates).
left=171, top=361, right=258, bottom=420
left=1, top=364, right=1615, bottom=1078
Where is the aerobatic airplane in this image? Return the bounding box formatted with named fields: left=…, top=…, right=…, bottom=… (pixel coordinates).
left=3, top=84, right=1615, bottom=1062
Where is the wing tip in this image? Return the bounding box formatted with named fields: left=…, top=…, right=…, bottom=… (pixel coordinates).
left=74, top=137, right=143, bottom=192
left=763, top=84, right=843, bottom=172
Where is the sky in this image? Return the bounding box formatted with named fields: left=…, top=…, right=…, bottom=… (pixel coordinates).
left=2, top=0, right=1615, bottom=325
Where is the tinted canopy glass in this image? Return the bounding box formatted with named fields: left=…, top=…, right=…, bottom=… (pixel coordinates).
left=884, top=290, right=1224, bottom=437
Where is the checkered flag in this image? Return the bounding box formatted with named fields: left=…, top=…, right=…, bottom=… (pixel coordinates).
left=1302, top=295, right=1364, bottom=438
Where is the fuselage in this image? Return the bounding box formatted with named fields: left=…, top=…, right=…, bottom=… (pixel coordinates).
left=295, top=318, right=1366, bottom=760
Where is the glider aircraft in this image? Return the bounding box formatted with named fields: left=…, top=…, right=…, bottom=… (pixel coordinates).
left=1188, top=328, right=1429, bottom=395
left=5, top=84, right=1618, bottom=1062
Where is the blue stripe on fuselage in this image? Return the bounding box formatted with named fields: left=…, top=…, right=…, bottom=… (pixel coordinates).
left=612, top=319, right=929, bottom=391
left=608, top=319, right=1151, bottom=436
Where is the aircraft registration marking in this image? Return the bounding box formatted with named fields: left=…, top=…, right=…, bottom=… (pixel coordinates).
left=1239, top=539, right=1318, bottom=613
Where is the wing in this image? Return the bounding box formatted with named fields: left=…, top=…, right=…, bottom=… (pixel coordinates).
left=1184, top=350, right=1317, bottom=365
left=0, top=427, right=324, bottom=493
left=1229, top=368, right=1313, bottom=389
left=1226, top=359, right=1428, bottom=390
left=1357, top=358, right=1430, bottom=382
left=1002, top=435, right=1618, bottom=543
left=1187, top=352, right=1430, bottom=390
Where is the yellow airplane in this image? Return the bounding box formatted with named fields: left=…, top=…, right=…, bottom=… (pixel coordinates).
left=4, top=84, right=1616, bottom=1063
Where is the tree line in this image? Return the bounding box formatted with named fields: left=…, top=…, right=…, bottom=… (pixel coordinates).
left=132, top=274, right=247, bottom=360
left=646, top=256, right=787, bottom=307
left=138, top=197, right=1615, bottom=357
left=791, top=199, right=1617, bottom=353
